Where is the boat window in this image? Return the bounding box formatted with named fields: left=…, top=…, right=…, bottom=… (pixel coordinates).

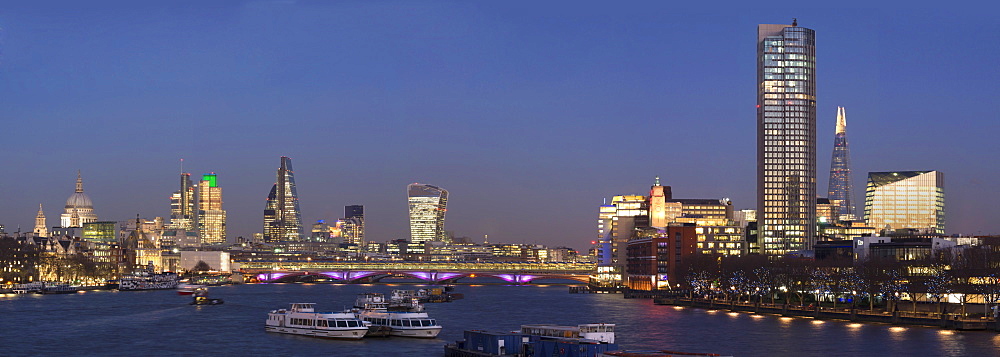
left=336, top=320, right=348, bottom=328
left=391, top=319, right=399, bottom=326
left=430, top=319, right=436, bottom=326
left=318, top=320, right=328, bottom=327
left=347, top=320, right=359, bottom=327
left=402, top=320, right=411, bottom=327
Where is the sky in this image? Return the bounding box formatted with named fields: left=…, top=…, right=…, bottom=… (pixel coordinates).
left=1, top=3, right=998, bottom=251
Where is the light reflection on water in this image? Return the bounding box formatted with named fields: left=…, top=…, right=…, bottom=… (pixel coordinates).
left=0, top=284, right=996, bottom=357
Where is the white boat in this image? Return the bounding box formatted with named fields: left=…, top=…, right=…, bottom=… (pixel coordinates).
left=520, top=323, right=615, bottom=343
left=177, top=283, right=206, bottom=295
left=356, top=310, right=442, bottom=338
left=118, top=272, right=179, bottom=291
left=266, top=303, right=369, bottom=339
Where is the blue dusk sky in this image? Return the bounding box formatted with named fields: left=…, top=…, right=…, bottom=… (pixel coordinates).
left=1, top=3, right=998, bottom=250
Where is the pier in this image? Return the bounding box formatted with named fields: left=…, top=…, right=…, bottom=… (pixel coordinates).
left=654, top=297, right=1000, bottom=331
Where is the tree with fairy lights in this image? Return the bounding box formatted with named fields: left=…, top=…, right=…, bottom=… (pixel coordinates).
left=925, top=264, right=954, bottom=315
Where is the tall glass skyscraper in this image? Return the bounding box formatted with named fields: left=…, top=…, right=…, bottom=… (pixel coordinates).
left=263, top=157, right=303, bottom=242
left=757, top=20, right=817, bottom=255
left=864, top=171, right=945, bottom=234
left=197, top=173, right=227, bottom=245
left=169, top=173, right=196, bottom=230
left=407, top=183, right=448, bottom=243
left=827, top=107, right=856, bottom=221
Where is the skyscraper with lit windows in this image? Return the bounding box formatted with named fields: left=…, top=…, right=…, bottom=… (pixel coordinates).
left=757, top=20, right=817, bottom=255
left=263, top=157, right=303, bottom=242
left=864, top=171, right=945, bottom=234
left=197, top=173, right=226, bottom=245
left=407, top=183, right=448, bottom=243
left=169, top=173, right=196, bottom=230
left=827, top=106, right=856, bottom=222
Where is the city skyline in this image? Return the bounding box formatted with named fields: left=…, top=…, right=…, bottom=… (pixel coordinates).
left=2, top=6, right=999, bottom=250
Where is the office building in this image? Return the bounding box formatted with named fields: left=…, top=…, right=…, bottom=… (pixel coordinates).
left=757, top=20, right=818, bottom=255
left=82, top=221, right=118, bottom=244
left=197, top=173, right=226, bottom=245
left=344, top=205, right=365, bottom=246
left=407, top=183, right=448, bottom=243
left=61, top=171, right=98, bottom=228
left=864, top=171, right=945, bottom=234
left=263, top=156, right=303, bottom=242
left=827, top=106, right=857, bottom=221
left=169, top=173, right=196, bottom=230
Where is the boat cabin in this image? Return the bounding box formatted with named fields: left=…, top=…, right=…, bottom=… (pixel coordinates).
left=520, top=323, right=615, bottom=343
left=289, top=303, right=315, bottom=312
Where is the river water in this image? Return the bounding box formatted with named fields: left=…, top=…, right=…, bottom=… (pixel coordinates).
left=2, top=282, right=998, bottom=356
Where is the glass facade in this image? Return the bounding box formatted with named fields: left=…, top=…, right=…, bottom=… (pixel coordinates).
left=344, top=205, right=365, bottom=247
left=757, top=22, right=817, bottom=255
left=407, top=183, right=448, bottom=243
left=198, top=173, right=226, bottom=245
left=169, top=173, right=196, bottom=230
left=263, top=157, right=303, bottom=242
left=864, top=171, right=945, bottom=234
left=82, top=221, right=117, bottom=244
left=827, top=106, right=857, bottom=221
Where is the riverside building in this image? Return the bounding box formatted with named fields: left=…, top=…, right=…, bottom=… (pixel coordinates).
left=864, top=171, right=945, bottom=234
left=757, top=20, right=818, bottom=255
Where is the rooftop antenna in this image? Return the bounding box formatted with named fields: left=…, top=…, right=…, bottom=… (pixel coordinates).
left=792, top=18, right=798, bottom=26
left=180, top=158, right=184, bottom=174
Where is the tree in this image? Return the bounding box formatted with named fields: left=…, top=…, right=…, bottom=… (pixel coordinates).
left=925, top=264, right=954, bottom=315
left=192, top=260, right=213, bottom=273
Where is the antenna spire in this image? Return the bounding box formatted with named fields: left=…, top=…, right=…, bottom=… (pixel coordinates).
left=792, top=18, right=798, bottom=26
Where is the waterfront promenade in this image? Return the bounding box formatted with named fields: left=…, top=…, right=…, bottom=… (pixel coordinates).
left=654, top=297, right=1000, bottom=331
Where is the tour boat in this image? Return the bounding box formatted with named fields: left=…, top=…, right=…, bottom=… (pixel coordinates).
left=520, top=323, right=616, bottom=343
left=177, top=283, right=206, bottom=295
left=266, top=303, right=369, bottom=339
left=118, top=272, right=179, bottom=291
left=355, top=310, right=442, bottom=338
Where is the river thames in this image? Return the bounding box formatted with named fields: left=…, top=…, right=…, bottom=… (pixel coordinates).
left=2, top=282, right=998, bottom=356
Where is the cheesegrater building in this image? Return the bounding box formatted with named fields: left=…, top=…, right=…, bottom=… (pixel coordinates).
left=757, top=20, right=818, bottom=255
left=263, top=156, right=303, bottom=243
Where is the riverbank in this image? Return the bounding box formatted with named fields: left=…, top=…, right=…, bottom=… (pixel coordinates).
left=654, top=297, right=1000, bottom=332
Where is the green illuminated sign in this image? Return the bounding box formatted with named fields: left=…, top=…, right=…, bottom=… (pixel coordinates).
left=202, top=174, right=218, bottom=187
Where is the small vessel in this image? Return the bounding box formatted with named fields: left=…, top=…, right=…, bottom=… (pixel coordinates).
left=520, top=324, right=616, bottom=343
left=356, top=310, right=442, bottom=338
left=356, top=292, right=425, bottom=312
left=354, top=293, right=390, bottom=311
left=177, top=283, right=206, bottom=295
left=40, top=284, right=79, bottom=294
left=190, top=287, right=224, bottom=305
left=267, top=303, right=369, bottom=339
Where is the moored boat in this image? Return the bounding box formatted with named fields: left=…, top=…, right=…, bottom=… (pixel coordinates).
left=118, top=272, right=179, bottom=291
left=356, top=310, right=442, bottom=338
left=266, top=303, right=368, bottom=339
left=520, top=323, right=616, bottom=343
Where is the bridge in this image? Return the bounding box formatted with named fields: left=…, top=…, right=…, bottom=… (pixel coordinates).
left=237, top=260, right=595, bottom=284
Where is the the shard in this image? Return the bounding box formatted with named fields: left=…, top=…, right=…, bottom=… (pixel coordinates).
left=827, top=106, right=856, bottom=221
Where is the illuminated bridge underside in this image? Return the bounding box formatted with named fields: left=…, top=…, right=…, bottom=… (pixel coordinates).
left=240, top=261, right=594, bottom=284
